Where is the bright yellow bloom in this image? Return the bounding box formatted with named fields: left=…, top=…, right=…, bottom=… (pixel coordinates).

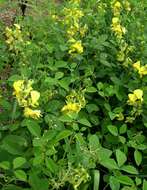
left=69, top=40, right=83, bottom=54
left=30, top=90, right=40, bottom=107
left=112, top=17, right=120, bottom=24
left=14, top=24, right=21, bottom=30
left=133, top=61, right=141, bottom=70
left=111, top=16, right=126, bottom=38
left=61, top=102, right=81, bottom=113
left=128, top=94, right=137, bottom=104
left=24, top=107, right=42, bottom=119
left=133, top=61, right=147, bottom=77
left=133, top=89, right=143, bottom=102
left=114, top=1, right=121, bottom=9
left=113, top=1, right=122, bottom=16
left=124, top=0, right=131, bottom=11
left=13, top=80, right=24, bottom=95
left=128, top=89, right=143, bottom=105
left=139, top=65, right=147, bottom=76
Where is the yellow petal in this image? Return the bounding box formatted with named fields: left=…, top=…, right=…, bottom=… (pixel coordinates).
left=133, top=61, right=141, bottom=70
left=13, top=80, right=24, bottom=94
left=30, top=90, right=40, bottom=107
left=128, top=93, right=137, bottom=103
left=133, top=89, right=143, bottom=101
left=24, top=107, right=42, bottom=119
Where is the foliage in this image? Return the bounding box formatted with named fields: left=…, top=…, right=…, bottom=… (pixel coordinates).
left=0, top=0, right=147, bottom=189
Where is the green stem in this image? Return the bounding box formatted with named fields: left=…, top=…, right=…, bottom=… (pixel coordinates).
left=11, top=100, right=17, bottom=121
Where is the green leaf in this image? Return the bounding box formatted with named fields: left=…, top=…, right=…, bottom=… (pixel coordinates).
left=86, top=104, right=99, bottom=113
left=93, top=170, right=100, bottom=190
left=14, top=170, right=27, bottom=181
left=45, top=158, right=58, bottom=174
left=119, top=136, right=126, bottom=144
left=78, top=118, right=91, bottom=127
left=107, top=125, right=118, bottom=136
left=55, top=72, right=64, bottom=79
left=116, top=175, right=134, bottom=186
left=116, top=149, right=127, bottom=167
left=121, top=165, right=138, bottom=174
left=59, top=114, right=73, bottom=122
left=143, top=179, right=147, bottom=190
left=134, top=150, right=142, bottom=166
left=1, top=135, right=27, bottom=155
left=29, top=172, right=49, bottom=190
left=109, top=176, right=120, bottom=190
left=88, top=135, right=100, bottom=151
left=0, top=161, right=10, bottom=170
left=100, top=158, right=119, bottom=170
left=54, top=130, right=72, bottom=143
left=13, top=157, right=26, bottom=169
left=86, top=87, right=97, bottom=93
left=58, top=77, right=71, bottom=91
left=2, top=184, right=24, bottom=190
left=135, top=177, right=142, bottom=186
left=24, top=119, right=41, bottom=137
left=119, top=124, right=127, bottom=134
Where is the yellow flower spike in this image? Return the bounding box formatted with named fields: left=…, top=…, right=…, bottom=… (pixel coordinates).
left=30, top=90, right=40, bottom=107
left=133, top=89, right=143, bottom=102
left=24, top=107, right=42, bottom=119
left=13, top=80, right=24, bottom=95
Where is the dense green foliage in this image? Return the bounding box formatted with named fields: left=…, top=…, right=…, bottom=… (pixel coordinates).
left=0, top=0, right=147, bottom=189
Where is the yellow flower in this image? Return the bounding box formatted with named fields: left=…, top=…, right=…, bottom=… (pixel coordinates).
left=128, top=89, right=143, bottom=105
left=128, top=94, right=137, bottom=104
left=5, top=27, right=13, bottom=37
left=14, top=24, right=21, bottom=30
left=6, top=36, right=14, bottom=44
left=133, top=61, right=147, bottom=77
left=13, top=80, right=24, bottom=95
left=124, top=0, right=131, bottom=11
left=133, top=89, right=143, bottom=102
left=114, top=1, right=121, bottom=9
left=61, top=102, right=81, bottom=113
left=30, top=90, right=40, bottom=107
left=24, top=107, right=42, bottom=119
left=112, top=17, right=119, bottom=24
left=113, top=1, right=122, bottom=16
left=133, top=61, right=141, bottom=70
left=69, top=40, right=83, bottom=54
left=139, top=65, right=147, bottom=76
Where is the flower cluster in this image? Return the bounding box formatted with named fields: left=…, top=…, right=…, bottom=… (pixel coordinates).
left=68, top=38, right=83, bottom=54
left=63, top=0, right=87, bottom=56
left=111, top=1, right=126, bottom=39
left=5, top=24, right=23, bottom=53
left=133, top=61, right=147, bottom=78
left=127, top=89, right=143, bottom=106
left=61, top=90, right=86, bottom=114
left=13, top=80, right=42, bottom=119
